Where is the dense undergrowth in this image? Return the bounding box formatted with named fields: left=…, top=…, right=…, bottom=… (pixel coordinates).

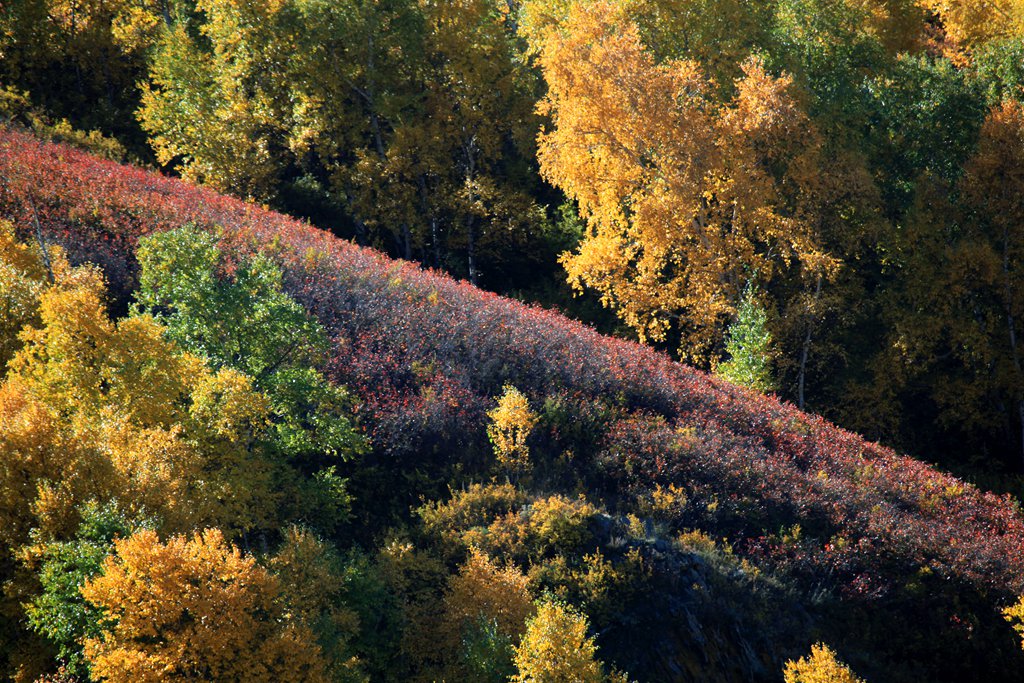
left=2, top=127, right=1024, bottom=681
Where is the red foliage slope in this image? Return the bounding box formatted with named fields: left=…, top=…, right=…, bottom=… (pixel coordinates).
left=1, top=126, right=1022, bottom=604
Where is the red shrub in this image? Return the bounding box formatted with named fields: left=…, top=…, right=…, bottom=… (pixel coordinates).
left=1, top=126, right=1022, bottom=604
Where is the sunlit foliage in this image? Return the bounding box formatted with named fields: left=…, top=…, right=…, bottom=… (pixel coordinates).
left=919, top=0, right=1024, bottom=47
left=536, top=2, right=833, bottom=361
left=1003, top=595, right=1024, bottom=649
left=441, top=548, right=536, bottom=681
left=783, top=643, right=865, bottom=683
left=512, top=600, right=608, bottom=683
left=135, top=224, right=366, bottom=463
left=716, top=287, right=776, bottom=392
left=487, top=385, right=540, bottom=473
left=81, top=528, right=329, bottom=681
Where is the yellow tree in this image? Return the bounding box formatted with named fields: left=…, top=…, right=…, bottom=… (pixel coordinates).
left=918, top=0, right=1024, bottom=47
left=410, top=0, right=543, bottom=283
left=0, top=220, right=48, bottom=370
left=2, top=241, right=278, bottom=541
left=445, top=549, right=535, bottom=641
left=486, top=385, right=539, bottom=473
left=536, top=1, right=831, bottom=361
left=440, top=548, right=536, bottom=681
left=139, top=0, right=293, bottom=199
left=81, top=528, right=329, bottom=682
left=0, top=243, right=116, bottom=681
left=1003, top=595, right=1024, bottom=649
left=783, top=643, right=864, bottom=683
left=0, top=252, right=121, bottom=546
left=0, top=378, right=112, bottom=552
left=512, top=600, right=616, bottom=683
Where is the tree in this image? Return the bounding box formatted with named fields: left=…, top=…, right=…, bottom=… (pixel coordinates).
left=511, top=600, right=611, bottom=683
left=973, top=36, right=1024, bottom=104
left=138, top=0, right=295, bottom=198
left=135, top=224, right=365, bottom=464
left=0, top=219, right=47, bottom=370
left=414, top=0, right=542, bottom=285
left=872, top=99, right=1024, bottom=471
left=138, top=0, right=546, bottom=286
left=268, top=527, right=367, bottom=682
left=487, top=385, right=539, bottom=473
left=0, top=378, right=109, bottom=554
left=959, top=100, right=1024, bottom=468
left=0, top=0, right=154, bottom=142
left=1003, top=595, right=1024, bottom=649
left=535, top=2, right=832, bottom=362
left=783, top=643, right=864, bottom=683
left=81, top=528, right=329, bottom=682
left=2, top=235, right=281, bottom=539
left=620, top=0, right=776, bottom=85
left=918, top=0, right=1024, bottom=48
left=716, top=287, right=775, bottom=392
left=25, top=501, right=149, bottom=678
left=441, top=548, right=536, bottom=682
left=0, top=252, right=123, bottom=547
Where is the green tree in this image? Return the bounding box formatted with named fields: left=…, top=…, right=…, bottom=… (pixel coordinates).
left=134, top=224, right=366, bottom=463
left=973, top=37, right=1024, bottom=104
left=716, top=287, right=776, bottom=392
left=25, top=501, right=150, bottom=678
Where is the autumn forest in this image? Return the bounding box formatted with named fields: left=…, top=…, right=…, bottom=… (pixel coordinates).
left=3, top=0, right=1024, bottom=681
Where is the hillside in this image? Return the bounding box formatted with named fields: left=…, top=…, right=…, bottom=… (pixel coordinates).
left=3, top=126, right=1024, bottom=681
